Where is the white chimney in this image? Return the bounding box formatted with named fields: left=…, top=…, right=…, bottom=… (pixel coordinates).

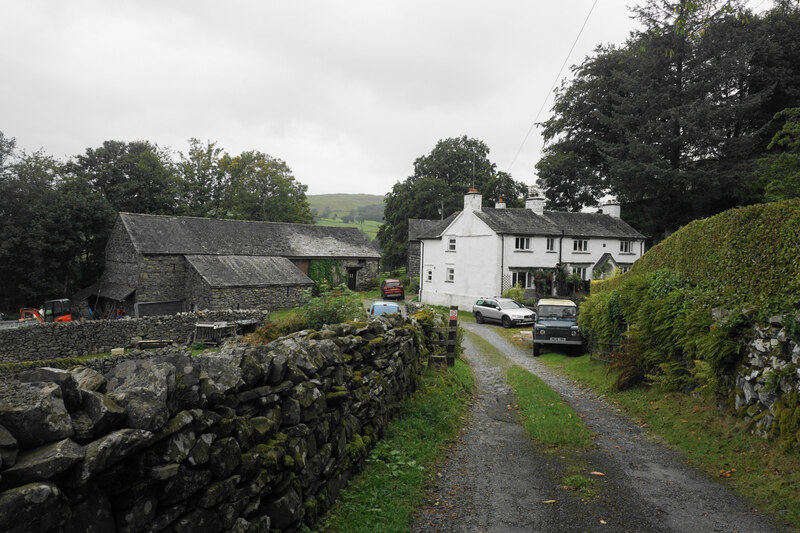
left=495, top=197, right=506, bottom=209
left=525, top=186, right=544, bottom=216
left=464, top=187, right=482, bottom=212
left=603, top=199, right=621, bottom=218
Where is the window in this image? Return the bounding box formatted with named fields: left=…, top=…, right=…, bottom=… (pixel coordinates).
left=512, top=271, right=532, bottom=288
left=446, top=268, right=455, bottom=282
left=573, top=239, right=588, bottom=252
left=447, top=238, right=456, bottom=252
left=514, top=237, right=530, bottom=250
left=546, top=238, right=555, bottom=252
left=620, top=241, right=631, bottom=253
left=572, top=266, right=587, bottom=280
left=426, top=269, right=433, bottom=282
left=619, top=266, right=630, bottom=274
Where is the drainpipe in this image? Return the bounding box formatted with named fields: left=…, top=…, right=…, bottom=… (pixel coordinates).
left=418, top=241, right=424, bottom=301
left=500, top=235, right=505, bottom=296
left=554, top=230, right=564, bottom=296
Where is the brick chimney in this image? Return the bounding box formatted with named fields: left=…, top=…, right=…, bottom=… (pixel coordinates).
left=464, top=187, right=482, bottom=212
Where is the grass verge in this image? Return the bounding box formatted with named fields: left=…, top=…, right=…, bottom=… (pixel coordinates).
left=539, top=352, right=800, bottom=527
left=315, top=359, right=474, bottom=533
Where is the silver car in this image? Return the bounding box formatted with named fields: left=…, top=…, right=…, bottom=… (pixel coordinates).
left=472, top=297, right=535, bottom=328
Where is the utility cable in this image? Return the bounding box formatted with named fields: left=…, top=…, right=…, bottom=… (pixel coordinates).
left=507, top=0, right=599, bottom=173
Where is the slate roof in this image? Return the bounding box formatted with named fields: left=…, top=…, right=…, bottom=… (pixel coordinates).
left=542, top=211, right=644, bottom=239
left=119, top=213, right=380, bottom=258
left=475, top=209, right=562, bottom=236
left=408, top=213, right=458, bottom=240
left=412, top=208, right=644, bottom=240
left=73, top=281, right=135, bottom=302
left=185, top=255, right=313, bottom=288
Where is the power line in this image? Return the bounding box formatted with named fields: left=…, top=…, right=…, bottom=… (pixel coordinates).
left=507, top=0, right=600, bottom=174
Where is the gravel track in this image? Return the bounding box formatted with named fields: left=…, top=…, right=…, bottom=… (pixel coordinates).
left=410, top=322, right=785, bottom=533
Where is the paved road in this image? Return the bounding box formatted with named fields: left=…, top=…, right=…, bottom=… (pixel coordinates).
left=411, top=322, right=785, bottom=533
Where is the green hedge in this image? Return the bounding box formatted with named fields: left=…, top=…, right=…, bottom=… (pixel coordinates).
left=627, top=198, right=800, bottom=306
left=581, top=199, right=800, bottom=392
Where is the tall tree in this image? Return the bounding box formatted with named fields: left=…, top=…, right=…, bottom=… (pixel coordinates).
left=758, top=107, right=800, bottom=201
left=177, top=138, right=227, bottom=217
left=0, top=148, right=114, bottom=309
left=70, top=140, right=177, bottom=215
left=221, top=150, right=314, bottom=223
left=536, top=1, right=800, bottom=239
left=378, top=136, right=528, bottom=269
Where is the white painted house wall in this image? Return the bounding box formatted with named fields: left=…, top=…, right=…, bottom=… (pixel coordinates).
left=419, top=194, right=502, bottom=309
left=418, top=192, right=645, bottom=310
left=562, top=236, right=643, bottom=280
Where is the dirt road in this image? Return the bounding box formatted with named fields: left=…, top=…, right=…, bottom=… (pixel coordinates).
left=411, top=322, right=784, bottom=533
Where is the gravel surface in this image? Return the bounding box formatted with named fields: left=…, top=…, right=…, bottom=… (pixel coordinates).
left=410, top=322, right=785, bottom=533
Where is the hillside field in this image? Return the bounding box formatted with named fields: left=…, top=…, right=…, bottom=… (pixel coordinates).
left=307, top=193, right=384, bottom=221
left=315, top=218, right=382, bottom=240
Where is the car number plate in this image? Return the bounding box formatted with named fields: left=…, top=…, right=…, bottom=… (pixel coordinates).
left=551, top=337, right=566, bottom=342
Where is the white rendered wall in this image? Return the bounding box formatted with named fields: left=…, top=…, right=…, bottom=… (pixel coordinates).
left=563, top=236, right=643, bottom=279
left=419, top=212, right=500, bottom=310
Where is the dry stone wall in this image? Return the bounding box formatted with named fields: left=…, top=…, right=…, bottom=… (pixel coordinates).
left=0, top=310, right=270, bottom=364
left=0, top=312, right=439, bottom=532
left=732, top=313, right=800, bottom=444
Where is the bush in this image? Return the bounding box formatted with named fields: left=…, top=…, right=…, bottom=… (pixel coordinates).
left=502, top=284, right=525, bottom=301
left=245, top=312, right=310, bottom=345
left=303, top=284, right=367, bottom=330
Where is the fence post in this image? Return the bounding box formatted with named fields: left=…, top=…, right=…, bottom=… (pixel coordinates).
left=447, top=306, right=457, bottom=367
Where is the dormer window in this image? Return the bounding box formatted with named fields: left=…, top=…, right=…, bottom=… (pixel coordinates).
left=447, top=238, right=456, bottom=252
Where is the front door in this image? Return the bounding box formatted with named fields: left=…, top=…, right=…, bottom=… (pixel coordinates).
left=347, top=268, right=358, bottom=290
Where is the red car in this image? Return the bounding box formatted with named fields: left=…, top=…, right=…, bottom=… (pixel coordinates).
left=381, top=279, right=405, bottom=300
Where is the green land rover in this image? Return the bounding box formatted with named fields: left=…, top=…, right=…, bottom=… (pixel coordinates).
left=532, top=298, right=583, bottom=357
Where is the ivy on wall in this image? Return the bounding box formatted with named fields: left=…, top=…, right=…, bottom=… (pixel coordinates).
left=308, top=259, right=341, bottom=291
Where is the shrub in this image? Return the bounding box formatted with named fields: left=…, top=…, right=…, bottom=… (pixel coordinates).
left=245, top=312, right=310, bottom=345
left=502, top=284, right=525, bottom=301
left=303, top=284, right=367, bottom=330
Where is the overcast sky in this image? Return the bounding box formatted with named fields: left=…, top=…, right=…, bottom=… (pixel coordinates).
left=0, top=1, right=771, bottom=196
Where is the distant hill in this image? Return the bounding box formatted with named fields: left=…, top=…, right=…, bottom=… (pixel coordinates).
left=308, top=193, right=384, bottom=222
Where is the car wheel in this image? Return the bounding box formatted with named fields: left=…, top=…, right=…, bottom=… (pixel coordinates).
left=533, top=343, right=540, bottom=357
left=475, top=312, right=484, bottom=324
left=501, top=316, right=511, bottom=328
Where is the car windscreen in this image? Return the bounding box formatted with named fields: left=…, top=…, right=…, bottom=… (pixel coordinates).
left=537, top=305, right=576, bottom=319
left=384, top=281, right=401, bottom=287
left=500, top=300, right=526, bottom=309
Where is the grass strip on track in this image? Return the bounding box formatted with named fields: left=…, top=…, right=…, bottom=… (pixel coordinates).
left=539, top=352, right=800, bottom=528
left=507, top=366, right=595, bottom=449
left=315, top=359, right=474, bottom=533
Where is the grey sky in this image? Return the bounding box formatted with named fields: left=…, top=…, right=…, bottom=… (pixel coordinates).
left=0, top=1, right=769, bottom=196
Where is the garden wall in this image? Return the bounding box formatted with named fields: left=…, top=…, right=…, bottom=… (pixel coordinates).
left=0, top=310, right=271, bottom=364
left=733, top=313, right=800, bottom=448
left=0, top=311, right=440, bottom=532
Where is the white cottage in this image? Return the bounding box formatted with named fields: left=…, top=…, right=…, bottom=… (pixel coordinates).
left=412, top=189, right=646, bottom=309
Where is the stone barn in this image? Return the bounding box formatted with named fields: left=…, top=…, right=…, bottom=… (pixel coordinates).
left=82, top=213, right=380, bottom=317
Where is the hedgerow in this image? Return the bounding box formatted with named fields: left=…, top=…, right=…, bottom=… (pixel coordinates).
left=582, top=199, right=800, bottom=392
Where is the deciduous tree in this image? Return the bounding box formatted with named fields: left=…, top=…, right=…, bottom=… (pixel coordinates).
left=379, top=136, right=527, bottom=268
